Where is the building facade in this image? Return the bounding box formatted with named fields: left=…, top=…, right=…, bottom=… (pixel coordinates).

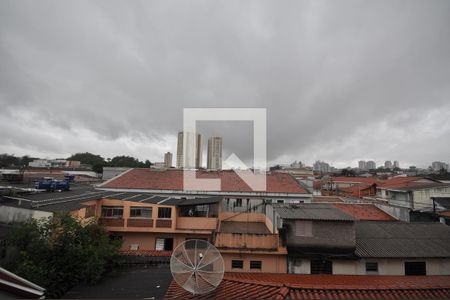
left=207, top=137, right=223, bottom=170
left=176, top=131, right=202, bottom=169
left=164, top=152, right=173, bottom=168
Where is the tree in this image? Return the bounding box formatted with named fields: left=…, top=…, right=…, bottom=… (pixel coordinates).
left=108, top=155, right=149, bottom=168
left=1, top=214, right=121, bottom=298
left=67, top=152, right=106, bottom=167
left=340, top=168, right=356, bottom=176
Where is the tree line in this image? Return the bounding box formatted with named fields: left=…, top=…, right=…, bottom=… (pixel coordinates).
left=0, top=152, right=152, bottom=173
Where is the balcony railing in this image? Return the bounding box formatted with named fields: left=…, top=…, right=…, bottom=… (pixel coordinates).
left=127, top=218, right=154, bottom=227
left=155, top=219, right=172, bottom=228
left=99, top=218, right=124, bottom=227
left=214, top=232, right=279, bottom=250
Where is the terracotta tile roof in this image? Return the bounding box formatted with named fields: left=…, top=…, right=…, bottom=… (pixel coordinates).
left=378, top=176, right=439, bottom=189
left=439, top=211, right=450, bottom=217
left=333, top=203, right=397, bottom=221
left=331, top=177, right=379, bottom=184
left=337, top=183, right=373, bottom=192
left=120, top=250, right=172, bottom=257
left=165, top=273, right=450, bottom=299
left=100, top=168, right=309, bottom=194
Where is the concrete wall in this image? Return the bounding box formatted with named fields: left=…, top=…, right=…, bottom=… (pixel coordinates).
left=223, top=253, right=287, bottom=273
left=0, top=205, right=51, bottom=224
left=413, top=186, right=450, bottom=209
left=376, top=204, right=409, bottom=222
left=288, top=258, right=450, bottom=275
left=119, top=232, right=211, bottom=251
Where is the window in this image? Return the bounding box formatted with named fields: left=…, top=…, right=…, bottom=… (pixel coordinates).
left=311, top=259, right=332, bottom=274
left=250, top=261, right=262, bottom=270
left=179, top=205, right=211, bottom=217
left=231, top=260, right=243, bottom=269
left=295, top=221, right=313, bottom=237
left=85, top=205, right=96, bottom=218
left=155, top=238, right=173, bottom=251
left=130, top=207, right=152, bottom=218
left=365, top=262, right=378, bottom=274
left=101, top=206, right=123, bottom=218
left=405, top=261, right=426, bottom=275
left=158, top=207, right=172, bottom=219
left=235, top=199, right=242, bottom=207
left=277, top=199, right=284, bottom=204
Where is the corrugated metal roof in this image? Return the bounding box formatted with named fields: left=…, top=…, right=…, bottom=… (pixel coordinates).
left=355, top=221, right=450, bottom=258
left=273, top=204, right=354, bottom=221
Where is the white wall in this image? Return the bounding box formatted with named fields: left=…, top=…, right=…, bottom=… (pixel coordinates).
left=0, top=206, right=52, bottom=224
left=288, top=258, right=450, bottom=275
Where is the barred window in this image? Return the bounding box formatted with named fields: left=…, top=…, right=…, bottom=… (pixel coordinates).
left=101, top=206, right=123, bottom=218
left=250, top=261, right=262, bottom=269
left=130, top=207, right=152, bottom=218
left=231, top=260, right=243, bottom=269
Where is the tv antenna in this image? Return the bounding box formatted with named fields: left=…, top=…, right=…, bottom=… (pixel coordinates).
left=170, top=239, right=224, bottom=295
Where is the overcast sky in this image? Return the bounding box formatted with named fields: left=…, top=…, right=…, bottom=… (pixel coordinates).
left=1, top=0, right=449, bottom=169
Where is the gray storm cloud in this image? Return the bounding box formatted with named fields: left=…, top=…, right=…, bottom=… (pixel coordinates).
left=0, top=0, right=449, bottom=168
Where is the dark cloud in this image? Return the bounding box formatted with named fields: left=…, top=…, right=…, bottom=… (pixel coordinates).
left=0, top=0, right=449, bottom=168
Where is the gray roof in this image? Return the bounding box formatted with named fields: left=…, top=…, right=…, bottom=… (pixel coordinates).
left=355, top=221, right=450, bottom=258
left=395, top=183, right=450, bottom=191
left=273, top=204, right=354, bottom=221
left=434, top=197, right=450, bottom=209
left=1, top=189, right=222, bottom=213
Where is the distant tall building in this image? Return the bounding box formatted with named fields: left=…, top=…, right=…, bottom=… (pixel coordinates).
left=384, top=160, right=393, bottom=169
left=432, top=161, right=449, bottom=171
left=358, top=160, right=367, bottom=170
left=313, top=160, right=330, bottom=173
left=366, top=161, right=376, bottom=170
left=394, top=160, right=400, bottom=169
left=207, top=137, right=223, bottom=170
left=164, top=152, right=173, bottom=168
left=176, top=131, right=202, bottom=169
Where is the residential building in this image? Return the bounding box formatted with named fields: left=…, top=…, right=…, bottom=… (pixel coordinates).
left=207, top=137, right=222, bottom=170
left=366, top=160, right=376, bottom=170
left=358, top=160, right=366, bottom=170
left=176, top=131, right=202, bottom=169
left=385, top=160, right=393, bottom=169
left=273, top=204, right=450, bottom=276
left=65, top=160, right=81, bottom=168
left=1, top=168, right=308, bottom=273
left=313, top=161, right=330, bottom=173
left=375, top=176, right=450, bottom=210
left=28, top=159, right=51, bottom=168
left=319, top=177, right=378, bottom=197
left=274, top=204, right=355, bottom=274
left=151, top=162, right=166, bottom=169
left=432, top=161, right=449, bottom=172
left=164, top=152, right=173, bottom=168
left=274, top=166, right=314, bottom=194
left=394, top=160, right=400, bottom=169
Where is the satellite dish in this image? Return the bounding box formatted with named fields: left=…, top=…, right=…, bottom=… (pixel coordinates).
left=170, top=239, right=224, bottom=295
